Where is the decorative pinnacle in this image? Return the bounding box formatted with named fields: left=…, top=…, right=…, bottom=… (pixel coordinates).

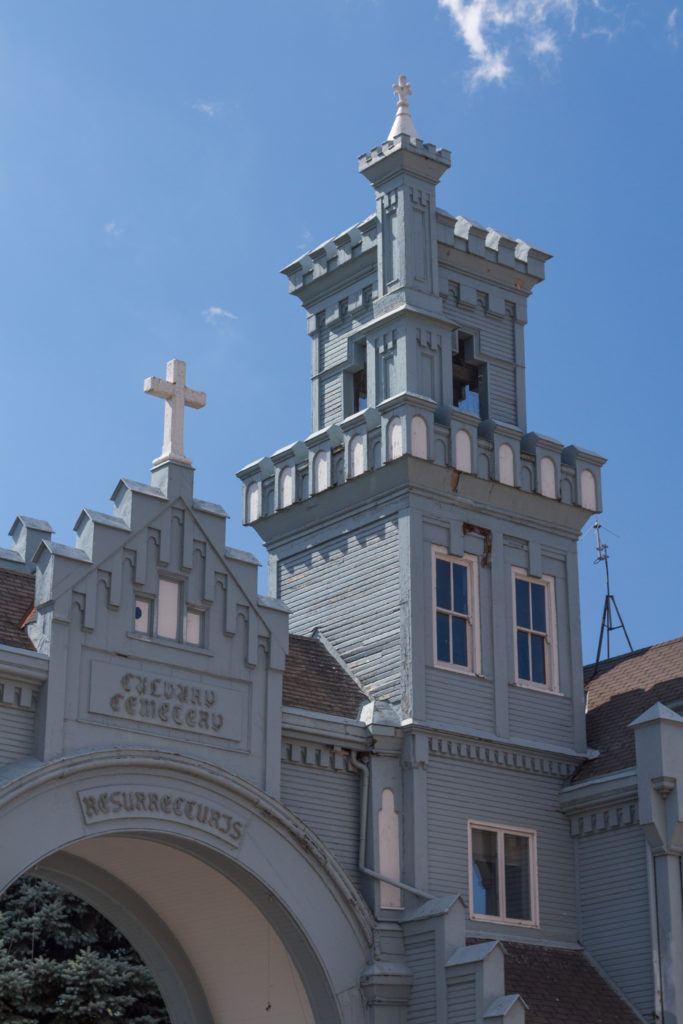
left=388, top=75, right=418, bottom=143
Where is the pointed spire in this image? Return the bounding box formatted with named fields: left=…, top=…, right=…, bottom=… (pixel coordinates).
left=388, top=75, right=418, bottom=142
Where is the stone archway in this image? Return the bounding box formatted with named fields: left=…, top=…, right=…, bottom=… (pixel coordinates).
left=0, top=749, right=374, bottom=1024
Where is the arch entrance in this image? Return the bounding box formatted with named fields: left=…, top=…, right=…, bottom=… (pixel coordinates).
left=0, top=751, right=373, bottom=1024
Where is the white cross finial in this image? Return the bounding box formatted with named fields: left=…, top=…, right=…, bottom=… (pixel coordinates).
left=388, top=74, right=418, bottom=143
left=144, top=358, right=206, bottom=466
left=393, top=75, right=412, bottom=105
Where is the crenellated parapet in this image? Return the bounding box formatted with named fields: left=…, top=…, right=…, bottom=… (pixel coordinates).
left=439, top=212, right=551, bottom=283
left=281, top=214, right=377, bottom=300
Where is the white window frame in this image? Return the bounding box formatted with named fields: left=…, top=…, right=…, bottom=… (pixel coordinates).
left=511, top=568, right=559, bottom=692
left=468, top=820, right=539, bottom=928
left=432, top=547, right=481, bottom=675
left=133, top=579, right=205, bottom=649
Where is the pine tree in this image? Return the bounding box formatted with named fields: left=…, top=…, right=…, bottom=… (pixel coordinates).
left=0, top=876, right=170, bottom=1023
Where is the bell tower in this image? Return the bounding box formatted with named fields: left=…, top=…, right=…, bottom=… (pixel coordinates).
left=239, top=80, right=604, bottom=753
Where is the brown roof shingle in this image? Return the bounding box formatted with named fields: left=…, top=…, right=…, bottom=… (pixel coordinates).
left=282, top=634, right=366, bottom=719
left=575, top=637, right=683, bottom=783
left=0, top=567, right=35, bottom=651
left=504, top=942, right=642, bottom=1024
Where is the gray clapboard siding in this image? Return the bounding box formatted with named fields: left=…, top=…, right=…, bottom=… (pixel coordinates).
left=405, top=931, right=437, bottom=1024
left=426, top=670, right=495, bottom=734
left=320, top=330, right=348, bottom=373
left=280, top=761, right=361, bottom=885
left=427, top=758, right=577, bottom=943
left=0, top=705, right=35, bottom=764
left=279, top=517, right=401, bottom=701
left=487, top=363, right=517, bottom=426
left=509, top=687, right=573, bottom=747
left=447, top=966, right=476, bottom=1022
left=320, top=374, right=344, bottom=426
left=577, top=826, right=654, bottom=1019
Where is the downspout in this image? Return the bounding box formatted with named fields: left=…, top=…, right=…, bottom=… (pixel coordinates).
left=350, top=751, right=433, bottom=900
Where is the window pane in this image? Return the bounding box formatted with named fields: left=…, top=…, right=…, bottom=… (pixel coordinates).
left=472, top=829, right=499, bottom=917
left=517, top=631, right=530, bottom=681
left=515, top=578, right=530, bottom=629
left=531, top=583, right=546, bottom=633
left=451, top=617, right=468, bottom=667
left=452, top=563, right=468, bottom=615
left=530, top=634, right=545, bottom=684
left=158, top=580, right=180, bottom=640
left=436, top=612, right=450, bottom=662
left=134, top=599, right=151, bottom=634
left=504, top=834, right=531, bottom=921
left=436, top=559, right=451, bottom=610
left=185, top=611, right=202, bottom=646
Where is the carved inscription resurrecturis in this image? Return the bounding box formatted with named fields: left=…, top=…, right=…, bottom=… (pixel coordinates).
left=89, top=661, right=246, bottom=743
left=111, top=673, right=224, bottom=733
left=78, top=786, right=246, bottom=847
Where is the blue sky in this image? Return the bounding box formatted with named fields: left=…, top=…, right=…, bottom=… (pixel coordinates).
left=1, top=0, right=681, bottom=659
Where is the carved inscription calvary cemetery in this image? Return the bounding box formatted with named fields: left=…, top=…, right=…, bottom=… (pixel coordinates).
left=89, top=661, right=247, bottom=742
left=78, top=786, right=246, bottom=848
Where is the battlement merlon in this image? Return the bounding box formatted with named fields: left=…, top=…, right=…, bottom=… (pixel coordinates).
left=358, top=133, right=451, bottom=189
left=280, top=214, right=377, bottom=301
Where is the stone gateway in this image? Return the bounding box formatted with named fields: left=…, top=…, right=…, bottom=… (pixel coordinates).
left=1, top=81, right=681, bottom=1024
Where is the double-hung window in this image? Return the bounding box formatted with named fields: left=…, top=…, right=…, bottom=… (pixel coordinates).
left=512, top=569, right=558, bottom=690
left=469, top=822, right=538, bottom=926
left=134, top=579, right=204, bottom=646
left=433, top=549, right=480, bottom=673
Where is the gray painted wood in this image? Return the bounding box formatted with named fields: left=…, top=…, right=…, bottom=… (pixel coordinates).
left=279, top=516, right=402, bottom=702
left=281, top=760, right=361, bottom=886
left=577, top=826, right=654, bottom=1019
left=447, top=966, right=476, bottom=1022
left=405, top=931, right=437, bottom=1024
left=428, top=757, right=578, bottom=943
left=0, top=705, right=34, bottom=764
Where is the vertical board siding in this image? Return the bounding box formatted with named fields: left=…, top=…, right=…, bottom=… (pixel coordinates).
left=577, top=827, right=654, bottom=1019
left=427, top=758, right=577, bottom=943
left=405, top=932, right=437, bottom=1023
left=509, top=688, right=573, bottom=747
left=279, top=518, right=401, bottom=701
left=0, top=706, right=34, bottom=765
left=426, top=670, right=495, bottom=734
left=280, top=761, right=361, bottom=886
left=447, top=966, right=476, bottom=1022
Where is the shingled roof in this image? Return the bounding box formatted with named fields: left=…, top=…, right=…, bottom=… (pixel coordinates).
left=574, top=637, right=683, bottom=783
left=504, top=942, right=641, bottom=1024
left=0, top=567, right=35, bottom=651
left=282, top=634, right=367, bottom=719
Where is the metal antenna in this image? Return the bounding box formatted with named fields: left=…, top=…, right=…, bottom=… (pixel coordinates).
left=591, top=520, right=633, bottom=675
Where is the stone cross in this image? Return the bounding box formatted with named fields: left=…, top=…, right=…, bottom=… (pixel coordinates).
left=144, top=359, right=206, bottom=466
left=393, top=75, right=412, bottom=105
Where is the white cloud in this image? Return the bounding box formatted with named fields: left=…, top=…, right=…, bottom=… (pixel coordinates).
left=531, top=28, right=560, bottom=55
left=103, top=221, right=123, bottom=237
left=438, top=0, right=579, bottom=84
left=203, top=306, right=238, bottom=326
left=297, top=227, right=314, bottom=253
left=193, top=101, right=222, bottom=117
left=667, top=7, right=679, bottom=46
